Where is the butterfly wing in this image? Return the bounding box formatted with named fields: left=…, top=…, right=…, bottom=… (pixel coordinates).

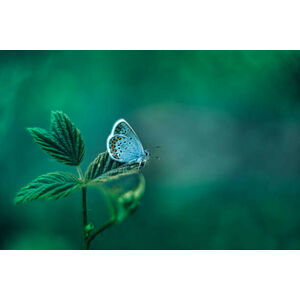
left=107, top=119, right=146, bottom=163
left=112, top=119, right=143, bottom=146
left=107, top=134, right=144, bottom=163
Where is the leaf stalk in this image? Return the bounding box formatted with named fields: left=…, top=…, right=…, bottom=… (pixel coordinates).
left=86, top=217, right=116, bottom=250
left=77, top=166, right=89, bottom=249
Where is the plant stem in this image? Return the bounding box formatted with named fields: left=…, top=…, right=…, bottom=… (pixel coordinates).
left=86, top=217, right=116, bottom=250
left=77, top=166, right=83, bottom=179
left=77, top=166, right=88, bottom=250
left=76, top=166, right=117, bottom=250
left=81, top=187, right=88, bottom=249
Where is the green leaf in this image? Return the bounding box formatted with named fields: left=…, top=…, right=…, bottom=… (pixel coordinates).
left=103, top=174, right=145, bottom=222
left=27, top=111, right=85, bottom=166
left=15, top=172, right=83, bottom=204
left=85, top=152, right=146, bottom=223
left=85, top=223, right=94, bottom=233
left=85, top=151, right=143, bottom=184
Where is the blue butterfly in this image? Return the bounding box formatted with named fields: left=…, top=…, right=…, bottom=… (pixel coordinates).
left=107, top=119, right=150, bottom=165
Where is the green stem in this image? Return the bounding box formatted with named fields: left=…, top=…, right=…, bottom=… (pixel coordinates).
left=82, top=187, right=88, bottom=249
left=86, top=217, right=116, bottom=250
left=77, top=166, right=83, bottom=179
left=76, top=166, right=117, bottom=250
left=77, top=166, right=88, bottom=250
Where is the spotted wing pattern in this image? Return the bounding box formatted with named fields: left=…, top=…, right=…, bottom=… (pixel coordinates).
left=112, top=119, right=142, bottom=144
left=108, top=134, right=143, bottom=163
left=107, top=119, right=146, bottom=163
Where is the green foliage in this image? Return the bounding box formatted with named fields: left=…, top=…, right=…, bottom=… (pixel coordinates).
left=84, top=152, right=145, bottom=222
left=16, top=110, right=147, bottom=249
left=102, top=174, right=145, bottom=222
left=28, top=111, right=85, bottom=166
left=84, top=223, right=94, bottom=233
left=15, top=172, right=83, bottom=204
left=85, top=151, right=141, bottom=184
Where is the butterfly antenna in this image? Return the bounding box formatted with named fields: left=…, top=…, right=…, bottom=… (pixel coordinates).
left=148, top=145, right=161, bottom=152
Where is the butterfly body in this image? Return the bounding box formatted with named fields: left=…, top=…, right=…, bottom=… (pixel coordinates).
left=107, top=119, right=149, bottom=165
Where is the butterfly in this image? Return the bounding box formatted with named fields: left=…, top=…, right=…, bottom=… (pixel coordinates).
left=107, top=119, right=150, bottom=165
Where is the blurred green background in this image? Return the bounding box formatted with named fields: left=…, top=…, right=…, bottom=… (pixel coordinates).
left=1, top=50, right=300, bottom=249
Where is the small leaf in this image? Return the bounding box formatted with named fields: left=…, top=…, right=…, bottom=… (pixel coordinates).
left=85, top=151, right=143, bottom=184
left=85, top=223, right=94, bottom=233
left=15, top=172, right=83, bottom=204
left=103, top=174, right=145, bottom=222
left=27, top=111, right=85, bottom=166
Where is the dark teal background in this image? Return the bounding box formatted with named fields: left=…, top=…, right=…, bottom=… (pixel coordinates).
left=1, top=50, right=300, bottom=249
